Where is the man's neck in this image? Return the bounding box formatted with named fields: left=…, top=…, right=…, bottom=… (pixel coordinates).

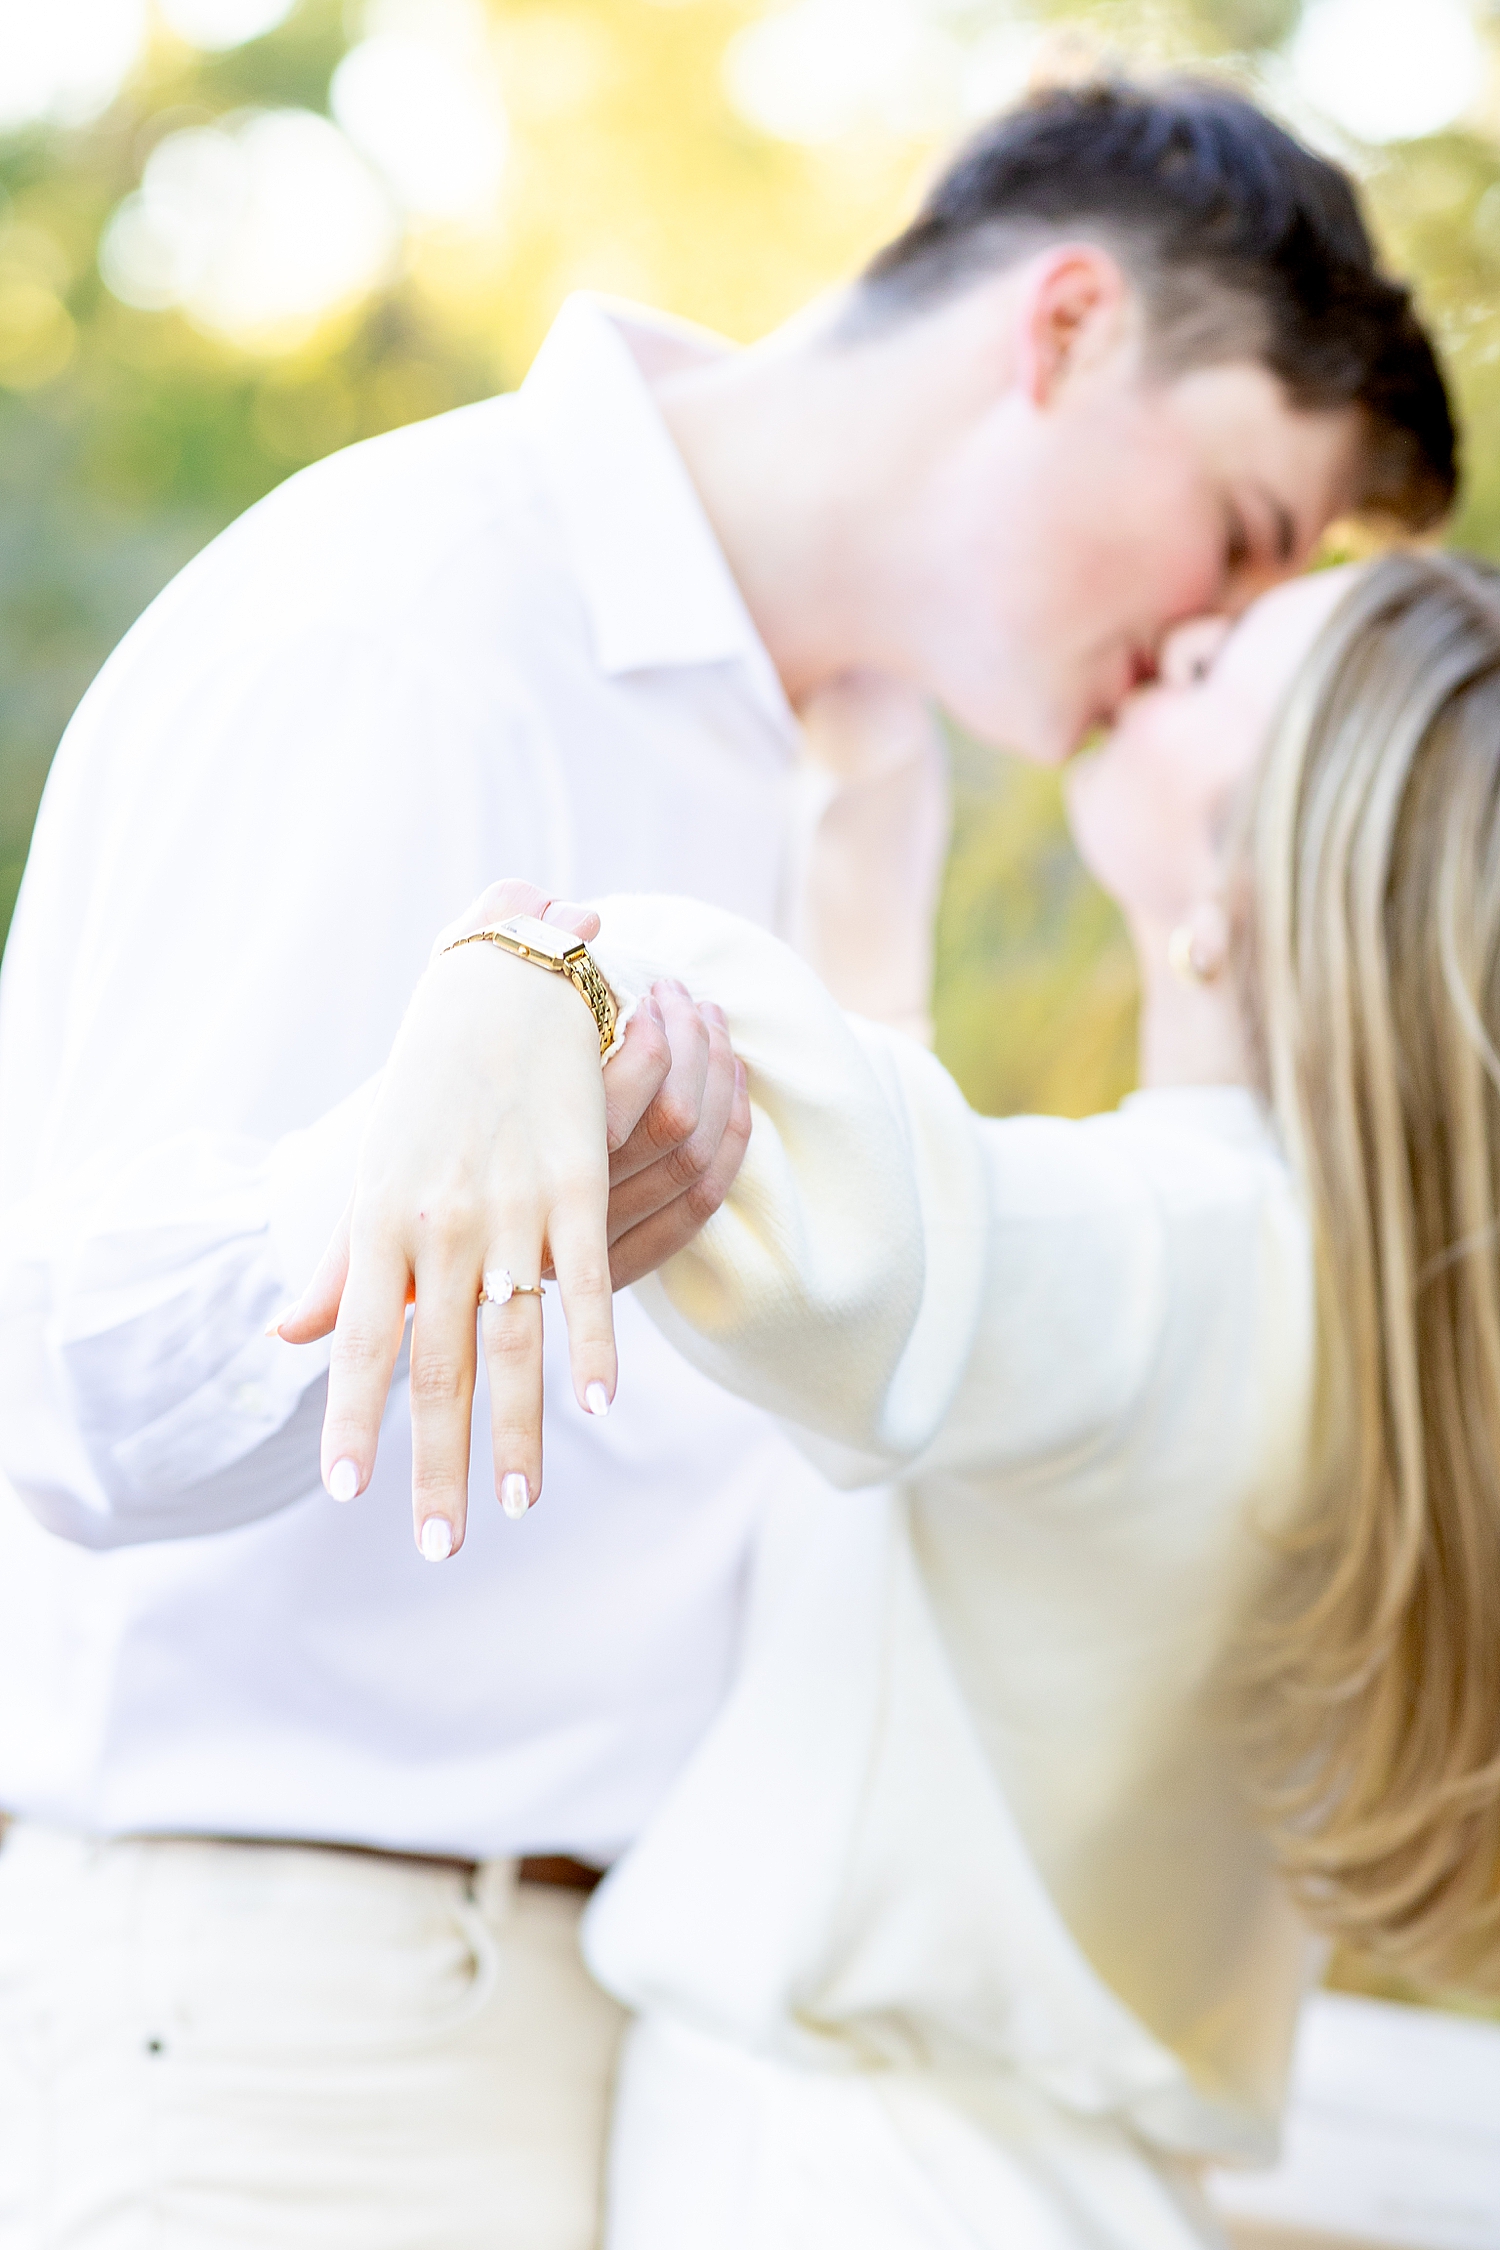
left=648, top=318, right=881, bottom=707
left=648, top=286, right=1019, bottom=710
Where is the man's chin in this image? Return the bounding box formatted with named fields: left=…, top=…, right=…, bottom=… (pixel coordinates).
left=945, top=692, right=1082, bottom=768
left=1006, top=708, right=1092, bottom=770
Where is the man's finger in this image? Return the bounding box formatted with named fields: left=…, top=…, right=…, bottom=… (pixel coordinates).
left=542, top=898, right=601, bottom=941
left=607, top=1060, right=751, bottom=1290
left=608, top=981, right=710, bottom=1185
left=429, top=878, right=598, bottom=962
left=605, top=1004, right=737, bottom=1239
left=602, top=996, right=672, bottom=1157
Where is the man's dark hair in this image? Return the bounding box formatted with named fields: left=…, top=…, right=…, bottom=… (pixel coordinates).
left=853, top=78, right=1456, bottom=532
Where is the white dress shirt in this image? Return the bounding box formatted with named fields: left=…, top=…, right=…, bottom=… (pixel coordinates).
left=0, top=295, right=946, bottom=1860
left=579, top=899, right=1319, bottom=2248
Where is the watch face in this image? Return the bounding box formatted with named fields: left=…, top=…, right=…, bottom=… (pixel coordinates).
left=497, top=914, right=577, bottom=964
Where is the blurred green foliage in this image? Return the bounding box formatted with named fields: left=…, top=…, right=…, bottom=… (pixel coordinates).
left=935, top=742, right=1139, bottom=1119
left=5, top=0, right=1500, bottom=1133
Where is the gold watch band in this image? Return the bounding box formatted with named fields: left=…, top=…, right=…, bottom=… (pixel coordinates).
left=560, top=948, right=620, bottom=1057
left=441, top=915, right=619, bottom=1056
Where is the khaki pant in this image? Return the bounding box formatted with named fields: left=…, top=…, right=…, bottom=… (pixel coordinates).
left=0, top=1823, right=624, bottom=2249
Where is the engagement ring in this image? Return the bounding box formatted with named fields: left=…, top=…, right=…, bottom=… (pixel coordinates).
left=478, top=1268, right=546, bottom=1308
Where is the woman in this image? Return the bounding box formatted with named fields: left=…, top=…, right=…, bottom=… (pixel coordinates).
left=299, top=550, right=1500, bottom=2244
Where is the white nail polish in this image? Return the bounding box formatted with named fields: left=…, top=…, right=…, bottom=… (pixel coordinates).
left=327, top=1458, right=360, bottom=1503
left=419, top=1517, right=453, bottom=1562
left=264, top=1306, right=293, bottom=1340
left=585, top=1381, right=610, bottom=1418
left=500, top=1472, right=530, bottom=1519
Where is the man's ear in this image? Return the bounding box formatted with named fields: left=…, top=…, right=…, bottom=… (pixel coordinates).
left=1015, top=244, right=1131, bottom=406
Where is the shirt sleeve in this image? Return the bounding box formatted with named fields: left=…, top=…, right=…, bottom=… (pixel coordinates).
left=0, top=563, right=404, bottom=1547
left=592, top=896, right=1285, bottom=1493
left=0, top=1081, right=378, bottom=1548
left=0, top=432, right=558, bottom=1548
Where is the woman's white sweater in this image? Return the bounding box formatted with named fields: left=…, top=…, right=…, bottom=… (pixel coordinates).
left=586, top=896, right=1317, bottom=2250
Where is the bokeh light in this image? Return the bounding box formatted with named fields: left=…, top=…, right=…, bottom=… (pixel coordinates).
left=723, top=0, right=945, bottom=143
left=0, top=0, right=146, bottom=133
left=100, top=110, right=400, bottom=346
left=959, top=25, right=1050, bottom=122
left=332, top=4, right=508, bottom=224
left=1290, top=0, right=1484, bottom=144
left=157, top=0, right=299, bottom=51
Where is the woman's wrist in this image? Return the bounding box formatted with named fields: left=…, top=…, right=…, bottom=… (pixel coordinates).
left=439, top=912, right=621, bottom=1059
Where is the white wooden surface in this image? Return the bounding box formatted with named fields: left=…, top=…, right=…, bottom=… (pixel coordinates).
left=1205, top=1992, right=1500, bottom=2249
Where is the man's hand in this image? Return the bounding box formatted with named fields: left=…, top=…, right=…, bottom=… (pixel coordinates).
left=275, top=881, right=749, bottom=1560
left=605, top=983, right=749, bottom=1290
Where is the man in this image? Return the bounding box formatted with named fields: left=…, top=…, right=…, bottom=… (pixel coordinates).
left=0, top=78, right=1454, bottom=2248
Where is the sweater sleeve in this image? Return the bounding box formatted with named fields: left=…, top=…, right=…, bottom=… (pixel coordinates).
left=0, top=427, right=561, bottom=1549
left=591, top=896, right=1179, bottom=1491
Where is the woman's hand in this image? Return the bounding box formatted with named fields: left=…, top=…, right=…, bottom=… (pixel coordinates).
left=276, top=881, right=750, bottom=1560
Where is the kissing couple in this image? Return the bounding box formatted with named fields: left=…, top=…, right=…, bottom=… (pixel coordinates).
left=0, top=72, right=1483, bottom=2250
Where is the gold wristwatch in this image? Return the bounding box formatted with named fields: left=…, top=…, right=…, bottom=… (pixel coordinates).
left=442, top=915, right=619, bottom=1056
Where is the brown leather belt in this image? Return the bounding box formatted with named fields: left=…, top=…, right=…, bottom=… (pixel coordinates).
left=518, top=1854, right=604, bottom=1893
left=315, top=1844, right=605, bottom=1892
left=0, top=1825, right=607, bottom=1895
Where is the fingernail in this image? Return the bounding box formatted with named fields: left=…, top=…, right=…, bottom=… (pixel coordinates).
left=419, top=1517, right=453, bottom=1562
left=500, top=1472, right=530, bottom=1518
left=643, top=996, right=665, bottom=1028
left=585, top=1381, right=610, bottom=1418
left=327, top=1458, right=360, bottom=1503
left=264, top=1305, right=294, bottom=1339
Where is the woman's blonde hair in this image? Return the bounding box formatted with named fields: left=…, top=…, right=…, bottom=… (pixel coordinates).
left=1239, top=549, right=1500, bottom=1985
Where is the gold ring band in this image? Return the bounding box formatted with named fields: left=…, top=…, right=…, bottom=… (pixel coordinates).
left=478, top=1268, right=545, bottom=1309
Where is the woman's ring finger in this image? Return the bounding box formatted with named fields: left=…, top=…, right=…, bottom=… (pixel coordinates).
left=479, top=1267, right=546, bottom=1308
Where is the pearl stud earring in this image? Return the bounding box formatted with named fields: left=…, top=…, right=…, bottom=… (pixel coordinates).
left=1167, top=902, right=1229, bottom=986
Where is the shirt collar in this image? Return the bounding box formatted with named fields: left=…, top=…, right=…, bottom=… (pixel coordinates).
left=518, top=294, right=795, bottom=741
